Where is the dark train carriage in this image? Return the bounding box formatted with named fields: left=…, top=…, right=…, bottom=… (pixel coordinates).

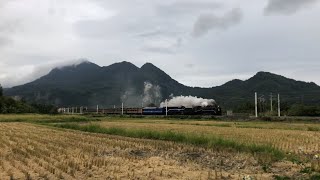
left=125, top=108, right=142, bottom=114
left=183, top=108, right=196, bottom=115
left=102, top=108, right=142, bottom=114
left=193, top=105, right=222, bottom=115
left=166, top=107, right=185, bottom=115
left=81, top=104, right=222, bottom=116
left=142, top=107, right=164, bottom=115
left=103, top=108, right=122, bottom=114
left=84, top=108, right=98, bottom=113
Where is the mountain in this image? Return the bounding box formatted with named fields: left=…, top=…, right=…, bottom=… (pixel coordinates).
left=4, top=61, right=320, bottom=109
left=5, top=61, right=188, bottom=107
left=210, top=71, right=320, bottom=108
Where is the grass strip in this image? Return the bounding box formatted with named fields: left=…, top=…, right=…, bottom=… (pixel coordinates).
left=53, top=123, right=285, bottom=161
left=0, top=114, right=98, bottom=123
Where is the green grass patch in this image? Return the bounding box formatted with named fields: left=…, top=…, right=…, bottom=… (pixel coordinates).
left=35, top=116, right=95, bottom=124
left=53, top=123, right=285, bottom=161
left=310, top=174, right=320, bottom=180
left=307, top=126, right=320, bottom=131
left=273, top=175, right=291, bottom=180
left=0, top=114, right=97, bottom=123
left=300, top=167, right=313, bottom=174
left=186, top=122, right=233, bottom=128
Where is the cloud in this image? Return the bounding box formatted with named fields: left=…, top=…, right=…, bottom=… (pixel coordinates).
left=136, top=29, right=182, bottom=38
left=264, top=0, right=318, bottom=15
left=0, top=59, right=88, bottom=87
left=192, top=8, right=243, bottom=37
left=142, top=47, right=175, bottom=54
left=156, top=1, right=222, bottom=16
left=136, top=30, right=164, bottom=38
left=0, top=5, right=21, bottom=49
left=0, top=36, right=11, bottom=48
left=141, top=37, right=182, bottom=54
left=184, top=64, right=195, bottom=68
left=0, top=0, right=320, bottom=88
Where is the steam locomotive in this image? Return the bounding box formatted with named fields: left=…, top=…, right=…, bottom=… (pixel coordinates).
left=142, top=106, right=221, bottom=115
left=82, top=105, right=222, bottom=116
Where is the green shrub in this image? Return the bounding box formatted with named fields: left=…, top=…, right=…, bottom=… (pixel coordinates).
left=288, top=104, right=320, bottom=117
left=273, top=175, right=291, bottom=180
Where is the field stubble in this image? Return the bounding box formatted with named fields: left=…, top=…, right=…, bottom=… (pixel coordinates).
left=0, top=122, right=310, bottom=179
left=0, top=115, right=320, bottom=179
left=96, top=119, right=320, bottom=155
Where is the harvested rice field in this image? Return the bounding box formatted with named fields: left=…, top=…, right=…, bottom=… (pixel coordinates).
left=0, top=115, right=319, bottom=179
left=96, top=119, right=320, bottom=154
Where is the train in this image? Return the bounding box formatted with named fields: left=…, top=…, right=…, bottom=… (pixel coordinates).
left=80, top=105, right=222, bottom=116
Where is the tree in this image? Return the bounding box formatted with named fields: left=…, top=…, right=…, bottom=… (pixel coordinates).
left=288, top=104, right=320, bottom=116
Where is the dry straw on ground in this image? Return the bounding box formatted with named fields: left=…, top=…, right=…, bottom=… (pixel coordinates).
left=0, top=122, right=312, bottom=179
left=0, top=114, right=319, bottom=179
left=97, top=119, right=320, bottom=154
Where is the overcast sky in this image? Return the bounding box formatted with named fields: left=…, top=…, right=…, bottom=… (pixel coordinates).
left=0, top=0, right=320, bottom=88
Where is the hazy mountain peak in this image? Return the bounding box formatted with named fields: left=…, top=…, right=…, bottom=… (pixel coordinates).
left=77, top=58, right=91, bottom=63
left=107, top=61, right=137, bottom=67
left=255, top=71, right=277, bottom=77
left=141, top=62, right=155, bottom=68
left=142, top=62, right=168, bottom=72
left=119, top=61, right=136, bottom=65
left=104, top=61, right=138, bottom=72
left=141, top=62, right=165, bottom=73
left=51, top=60, right=99, bottom=72
left=74, top=60, right=99, bottom=68
left=249, top=71, right=283, bottom=81
left=223, top=79, right=243, bottom=86
left=140, top=62, right=163, bottom=72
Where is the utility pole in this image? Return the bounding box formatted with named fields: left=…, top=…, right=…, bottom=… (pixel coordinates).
left=278, top=94, right=280, bottom=117
left=96, top=105, right=99, bottom=114
left=165, top=99, right=168, bottom=117
left=255, top=92, right=258, bottom=117
left=270, top=93, right=273, bottom=113
left=121, top=103, right=124, bottom=115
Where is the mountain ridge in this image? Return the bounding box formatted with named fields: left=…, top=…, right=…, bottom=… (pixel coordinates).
left=4, top=61, right=320, bottom=109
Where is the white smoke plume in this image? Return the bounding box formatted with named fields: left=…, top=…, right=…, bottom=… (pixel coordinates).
left=160, top=95, right=216, bottom=108
left=120, top=87, right=141, bottom=107
left=142, top=82, right=162, bottom=106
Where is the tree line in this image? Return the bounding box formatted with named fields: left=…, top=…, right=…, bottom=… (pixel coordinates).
left=234, top=101, right=320, bottom=117
left=1, top=83, right=319, bottom=116
left=0, top=84, right=57, bottom=114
